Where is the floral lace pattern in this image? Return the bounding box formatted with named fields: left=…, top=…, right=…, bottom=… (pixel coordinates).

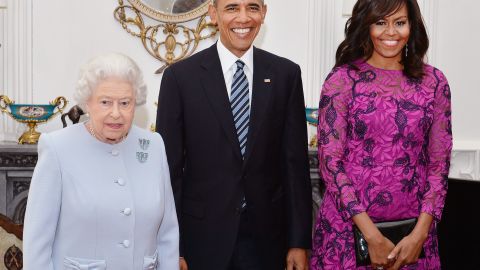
left=311, top=61, right=452, bottom=270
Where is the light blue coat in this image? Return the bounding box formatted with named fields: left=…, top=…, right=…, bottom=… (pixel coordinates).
left=23, top=124, right=179, bottom=269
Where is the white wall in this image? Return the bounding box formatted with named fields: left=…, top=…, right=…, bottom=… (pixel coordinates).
left=435, top=0, right=480, bottom=179
left=437, top=0, right=480, bottom=145
left=0, top=10, right=4, bottom=99
left=31, top=0, right=163, bottom=131
left=0, top=0, right=33, bottom=142
left=1, top=0, right=480, bottom=178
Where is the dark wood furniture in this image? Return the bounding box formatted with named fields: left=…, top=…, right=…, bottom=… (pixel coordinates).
left=0, top=143, right=36, bottom=224
left=0, top=214, right=22, bottom=240
left=438, top=178, right=480, bottom=269
left=0, top=214, right=23, bottom=270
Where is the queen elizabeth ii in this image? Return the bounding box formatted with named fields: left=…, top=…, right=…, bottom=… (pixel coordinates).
left=23, top=53, right=179, bottom=269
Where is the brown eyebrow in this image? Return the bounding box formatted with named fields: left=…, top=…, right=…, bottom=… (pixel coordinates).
left=384, top=14, right=408, bottom=21
left=393, top=16, right=408, bottom=21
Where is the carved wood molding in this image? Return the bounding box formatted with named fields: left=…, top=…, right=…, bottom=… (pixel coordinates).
left=450, top=148, right=480, bottom=181
left=0, top=213, right=22, bottom=240
left=0, top=152, right=37, bottom=167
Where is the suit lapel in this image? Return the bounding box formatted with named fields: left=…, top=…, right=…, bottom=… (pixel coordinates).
left=200, top=45, right=242, bottom=160
left=243, top=48, right=273, bottom=163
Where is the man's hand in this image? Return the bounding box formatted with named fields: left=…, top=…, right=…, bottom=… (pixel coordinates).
left=180, top=257, right=188, bottom=270
left=286, top=248, right=308, bottom=270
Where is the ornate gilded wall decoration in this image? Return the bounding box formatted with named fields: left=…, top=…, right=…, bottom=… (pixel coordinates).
left=114, top=0, right=218, bottom=74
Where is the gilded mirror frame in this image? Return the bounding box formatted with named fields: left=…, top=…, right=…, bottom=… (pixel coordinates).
left=128, top=0, right=210, bottom=23
left=114, top=0, right=218, bottom=74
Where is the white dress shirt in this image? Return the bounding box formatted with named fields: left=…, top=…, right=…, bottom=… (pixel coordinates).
left=216, top=39, right=254, bottom=106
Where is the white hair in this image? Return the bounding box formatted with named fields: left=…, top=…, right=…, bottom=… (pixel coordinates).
left=74, top=52, right=147, bottom=108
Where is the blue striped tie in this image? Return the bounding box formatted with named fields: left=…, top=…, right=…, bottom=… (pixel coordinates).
left=230, top=60, right=250, bottom=157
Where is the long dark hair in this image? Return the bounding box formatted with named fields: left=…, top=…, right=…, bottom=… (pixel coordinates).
left=335, top=0, right=429, bottom=79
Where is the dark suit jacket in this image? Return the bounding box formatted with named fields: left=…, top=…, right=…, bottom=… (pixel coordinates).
left=156, top=44, right=312, bottom=270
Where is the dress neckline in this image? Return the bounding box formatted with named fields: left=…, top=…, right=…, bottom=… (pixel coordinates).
left=359, top=60, right=404, bottom=74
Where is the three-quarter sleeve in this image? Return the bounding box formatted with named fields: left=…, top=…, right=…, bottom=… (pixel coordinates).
left=156, top=135, right=180, bottom=270
left=23, top=134, right=62, bottom=270
left=421, top=69, right=453, bottom=221
left=317, top=69, right=366, bottom=221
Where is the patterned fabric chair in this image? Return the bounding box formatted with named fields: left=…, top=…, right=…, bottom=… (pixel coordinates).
left=0, top=214, right=23, bottom=270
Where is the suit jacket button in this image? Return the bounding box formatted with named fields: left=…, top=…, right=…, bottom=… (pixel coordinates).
left=122, top=240, right=130, bottom=248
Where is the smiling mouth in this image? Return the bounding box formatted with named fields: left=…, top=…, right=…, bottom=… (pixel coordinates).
left=381, top=40, right=399, bottom=46
left=232, top=28, right=251, bottom=35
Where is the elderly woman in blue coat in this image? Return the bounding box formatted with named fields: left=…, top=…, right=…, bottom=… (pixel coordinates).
left=23, top=53, right=179, bottom=269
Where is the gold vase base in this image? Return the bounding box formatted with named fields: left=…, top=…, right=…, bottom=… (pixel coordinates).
left=18, top=123, right=41, bottom=144
left=309, top=135, right=318, bottom=148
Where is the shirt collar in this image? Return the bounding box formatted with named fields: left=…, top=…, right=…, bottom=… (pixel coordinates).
left=217, top=39, right=254, bottom=75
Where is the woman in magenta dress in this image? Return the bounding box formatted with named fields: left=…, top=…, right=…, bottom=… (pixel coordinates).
left=311, top=0, right=452, bottom=269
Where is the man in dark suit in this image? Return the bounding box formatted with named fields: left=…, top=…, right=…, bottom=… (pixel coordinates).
left=156, top=0, right=311, bottom=269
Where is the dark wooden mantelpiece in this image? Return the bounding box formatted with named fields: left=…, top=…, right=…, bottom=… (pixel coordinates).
left=0, top=143, right=37, bottom=224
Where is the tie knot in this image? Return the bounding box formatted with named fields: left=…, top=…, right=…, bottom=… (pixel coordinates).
left=235, top=60, right=245, bottom=70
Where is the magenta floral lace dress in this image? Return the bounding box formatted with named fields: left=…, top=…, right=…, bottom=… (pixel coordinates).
left=311, top=60, right=452, bottom=270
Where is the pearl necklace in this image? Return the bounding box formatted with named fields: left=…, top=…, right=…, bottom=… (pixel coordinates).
left=86, top=122, right=127, bottom=144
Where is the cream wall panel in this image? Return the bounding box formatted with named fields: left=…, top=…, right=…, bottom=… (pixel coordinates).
left=435, top=0, right=480, bottom=179
left=0, top=11, right=5, bottom=105
left=436, top=0, right=480, bottom=144
left=32, top=0, right=162, bottom=132
left=0, top=0, right=33, bottom=142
